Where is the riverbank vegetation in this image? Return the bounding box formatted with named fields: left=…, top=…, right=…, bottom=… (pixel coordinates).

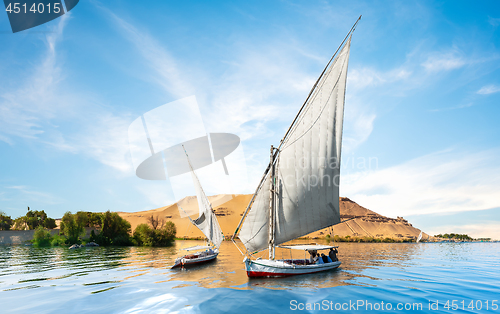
left=133, top=215, right=176, bottom=247
left=433, top=233, right=473, bottom=241
left=9, top=208, right=57, bottom=230
left=29, top=212, right=176, bottom=248
left=326, top=235, right=415, bottom=243
left=0, top=211, right=13, bottom=230
left=32, top=227, right=66, bottom=247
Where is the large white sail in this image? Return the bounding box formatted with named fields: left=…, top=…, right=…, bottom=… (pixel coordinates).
left=237, top=173, right=271, bottom=253
left=238, top=36, right=352, bottom=253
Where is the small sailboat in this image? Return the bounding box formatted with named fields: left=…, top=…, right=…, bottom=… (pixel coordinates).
left=416, top=231, right=423, bottom=243
left=232, top=16, right=361, bottom=277
left=172, top=147, right=224, bottom=268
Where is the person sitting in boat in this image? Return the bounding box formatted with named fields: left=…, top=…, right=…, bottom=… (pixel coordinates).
left=208, top=248, right=214, bottom=255
left=329, top=248, right=338, bottom=262
left=316, top=254, right=324, bottom=264
left=312, top=252, right=321, bottom=264
left=321, top=253, right=329, bottom=263
left=309, top=251, right=316, bottom=264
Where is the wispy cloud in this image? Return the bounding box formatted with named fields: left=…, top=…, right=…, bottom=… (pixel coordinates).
left=343, top=105, right=376, bottom=152
left=203, top=46, right=313, bottom=140
left=101, top=6, right=193, bottom=99
left=421, top=49, right=466, bottom=72
left=488, top=16, right=500, bottom=27
left=5, top=185, right=64, bottom=206
left=429, top=102, right=476, bottom=112
left=341, top=148, right=500, bottom=218
left=75, top=113, right=134, bottom=173
left=477, top=84, right=500, bottom=95
left=348, top=67, right=412, bottom=91
left=0, top=12, right=136, bottom=174
left=0, top=15, right=69, bottom=143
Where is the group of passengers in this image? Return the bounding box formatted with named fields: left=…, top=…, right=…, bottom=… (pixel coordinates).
left=309, top=248, right=338, bottom=264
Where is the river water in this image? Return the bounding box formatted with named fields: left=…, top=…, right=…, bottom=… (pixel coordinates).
left=1, top=241, right=498, bottom=313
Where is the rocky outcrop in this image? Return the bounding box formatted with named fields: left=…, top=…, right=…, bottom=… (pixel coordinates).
left=69, top=242, right=99, bottom=249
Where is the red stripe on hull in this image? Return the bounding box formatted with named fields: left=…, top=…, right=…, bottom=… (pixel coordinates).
left=247, top=271, right=294, bottom=278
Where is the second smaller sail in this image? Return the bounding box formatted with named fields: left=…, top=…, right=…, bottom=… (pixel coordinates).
left=190, top=169, right=224, bottom=248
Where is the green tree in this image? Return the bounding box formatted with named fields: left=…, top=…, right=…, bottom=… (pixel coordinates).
left=32, top=226, right=53, bottom=247
left=89, top=212, right=103, bottom=228
left=75, top=211, right=89, bottom=228
left=43, top=217, right=57, bottom=229
left=0, top=211, right=13, bottom=230
left=14, top=207, right=56, bottom=230
left=60, top=211, right=85, bottom=244
left=133, top=223, right=153, bottom=246
left=155, top=221, right=176, bottom=246
left=95, top=211, right=132, bottom=246
left=133, top=221, right=176, bottom=247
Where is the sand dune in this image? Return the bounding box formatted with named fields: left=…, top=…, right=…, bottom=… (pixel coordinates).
left=118, top=195, right=429, bottom=241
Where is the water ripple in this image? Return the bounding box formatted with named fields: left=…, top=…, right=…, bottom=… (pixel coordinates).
left=0, top=242, right=498, bottom=313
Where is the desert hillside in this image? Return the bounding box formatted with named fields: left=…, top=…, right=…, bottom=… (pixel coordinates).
left=118, top=195, right=429, bottom=241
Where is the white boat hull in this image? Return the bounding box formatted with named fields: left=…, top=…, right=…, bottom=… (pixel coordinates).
left=172, top=251, right=218, bottom=268
left=244, top=257, right=341, bottom=277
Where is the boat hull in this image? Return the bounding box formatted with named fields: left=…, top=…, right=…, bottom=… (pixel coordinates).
left=171, top=251, right=218, bottom=268
left=245, top=258, right=341, bottom=277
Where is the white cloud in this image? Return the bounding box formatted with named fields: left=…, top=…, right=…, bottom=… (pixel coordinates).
left=348, top=67, right=412, bottom=90
left=343, top=108, right=376, bottom=152
left=421, top=50, right=466, bottom=72
left=0, top=13, right=136, bottom=174
left=429, top=102, right=475, bottom=112
left=75, top=113, right=134, bottom=173
left=477, top=84, right=500, bottom=95
left=341, top=149, right=500, bottom=218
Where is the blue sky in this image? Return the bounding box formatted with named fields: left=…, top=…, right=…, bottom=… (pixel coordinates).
left=1, top=1, right=499, bottom=239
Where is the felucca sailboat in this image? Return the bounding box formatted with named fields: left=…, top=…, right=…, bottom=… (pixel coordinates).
left=172, top=146, right=224, bottom=268
left=232, top=17, right=361, bottom=277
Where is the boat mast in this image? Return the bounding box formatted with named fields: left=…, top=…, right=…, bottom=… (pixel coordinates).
left=268, top=145, right=276, bottom=260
